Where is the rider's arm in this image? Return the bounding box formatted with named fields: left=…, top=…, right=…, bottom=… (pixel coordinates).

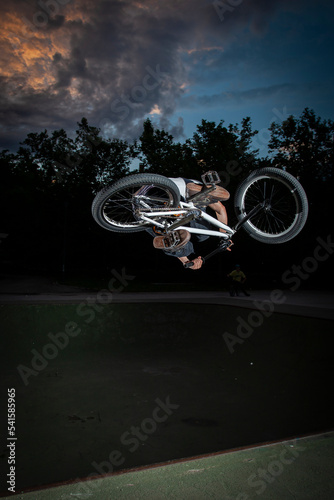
left=209, top=201, right=232, bottom=251
left=208, top=200, right=228, bottom=230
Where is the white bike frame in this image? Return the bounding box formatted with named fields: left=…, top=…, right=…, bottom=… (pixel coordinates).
left=137, top=200, right=236, bottom=239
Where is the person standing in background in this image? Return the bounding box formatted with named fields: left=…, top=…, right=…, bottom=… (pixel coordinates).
left=227, top=264, right=250, bottom=296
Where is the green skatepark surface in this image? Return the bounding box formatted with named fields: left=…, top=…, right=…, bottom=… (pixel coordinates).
left=3, top=432, right=334, bottom=500
left=1, top=300, right=333, bottom=498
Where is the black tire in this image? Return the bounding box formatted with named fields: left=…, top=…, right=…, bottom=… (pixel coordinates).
left=91, top=173, right=181, bottom=232
left=234, top=167, right=309, bottom=244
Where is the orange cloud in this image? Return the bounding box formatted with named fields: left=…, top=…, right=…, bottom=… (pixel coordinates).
left=0, top=7, right=86, bottom=94
left=149, top=104, right=162, bottom=115
left=185, top=46, right=224, bottom=55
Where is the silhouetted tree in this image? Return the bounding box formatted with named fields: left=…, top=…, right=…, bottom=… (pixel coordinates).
left=1, top=112, right=331, bottom=280
left=268, top=108, right=334, bottom=182
left=71, top=118, right=131, bottom=193
left=188, top=117, right=259, bottom=190
left=137, top=117, right=259, bottom=186
left=0, top=119, right=134, bottom=273
left=136, top=118, right=195, bottom=177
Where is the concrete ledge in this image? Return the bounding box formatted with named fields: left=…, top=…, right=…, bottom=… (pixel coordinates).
left=0, top=290, right=333, bottom=320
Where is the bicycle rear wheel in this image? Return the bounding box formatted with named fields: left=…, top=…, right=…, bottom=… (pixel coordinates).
left=234, top=167, right=308, bottom=244
left=91, top=173, right=180, bottom=232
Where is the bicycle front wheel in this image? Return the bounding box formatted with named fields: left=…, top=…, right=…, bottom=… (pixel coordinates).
left=234, top=167, right=308, bottom=244
left=91, top=173, right=181, bottom=232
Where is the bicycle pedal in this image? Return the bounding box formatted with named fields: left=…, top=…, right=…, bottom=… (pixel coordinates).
left=201, top=170, right=221, bottom=187
left=225, top=240, right=234, bottom=251
left=219, top=239, right=234, bottom=251
left=162, top=231, right=181, bottom=249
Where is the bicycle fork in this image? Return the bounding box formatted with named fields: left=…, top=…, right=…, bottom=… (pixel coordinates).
left=233, top=201, right=268, bottom=231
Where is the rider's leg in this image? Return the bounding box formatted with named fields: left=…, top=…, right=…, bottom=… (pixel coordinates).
left=186, top=182, right=229, bottom=229
left=187, top=184, right=232, bottom=250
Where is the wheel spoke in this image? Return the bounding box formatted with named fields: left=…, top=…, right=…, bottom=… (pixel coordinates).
left=101, top=184, right=174, bottom=227
left=243, top=177, right=299, bottom=235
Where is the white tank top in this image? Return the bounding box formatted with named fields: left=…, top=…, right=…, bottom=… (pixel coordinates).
left=169, top=177, right=201, bottom=200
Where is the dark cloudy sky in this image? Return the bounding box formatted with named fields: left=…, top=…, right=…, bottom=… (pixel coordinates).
left=1, top=0, right=334, bottom=154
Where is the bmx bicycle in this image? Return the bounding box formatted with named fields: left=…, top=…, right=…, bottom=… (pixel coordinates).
left=91, top=168, right=309, bottom=268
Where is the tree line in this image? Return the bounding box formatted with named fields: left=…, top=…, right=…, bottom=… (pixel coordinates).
left=0, top=108, right=333, bottom=282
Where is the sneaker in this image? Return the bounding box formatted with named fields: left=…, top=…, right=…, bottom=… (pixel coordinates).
left=153, top=230, right=191, bottom=251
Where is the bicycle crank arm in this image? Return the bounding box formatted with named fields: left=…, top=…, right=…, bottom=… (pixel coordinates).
left=187, top=185, right=216, bottom=203
left=168, top=210, right=202, bottom=231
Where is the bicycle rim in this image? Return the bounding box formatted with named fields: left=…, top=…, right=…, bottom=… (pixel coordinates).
left=240, top=176, right=301, bottom=238
left=102, top=184, right=176, bottom=229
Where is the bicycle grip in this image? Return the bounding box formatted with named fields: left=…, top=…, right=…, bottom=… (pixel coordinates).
left=184, top=261, right=194, bottom=268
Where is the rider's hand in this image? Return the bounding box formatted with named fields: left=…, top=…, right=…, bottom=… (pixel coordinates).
left=190, top=256, right=203, bottom=270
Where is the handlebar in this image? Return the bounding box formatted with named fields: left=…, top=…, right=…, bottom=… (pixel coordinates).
left=184, top=257, right=204, bottom=269
left=183, top=239, right=233, bottom=269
